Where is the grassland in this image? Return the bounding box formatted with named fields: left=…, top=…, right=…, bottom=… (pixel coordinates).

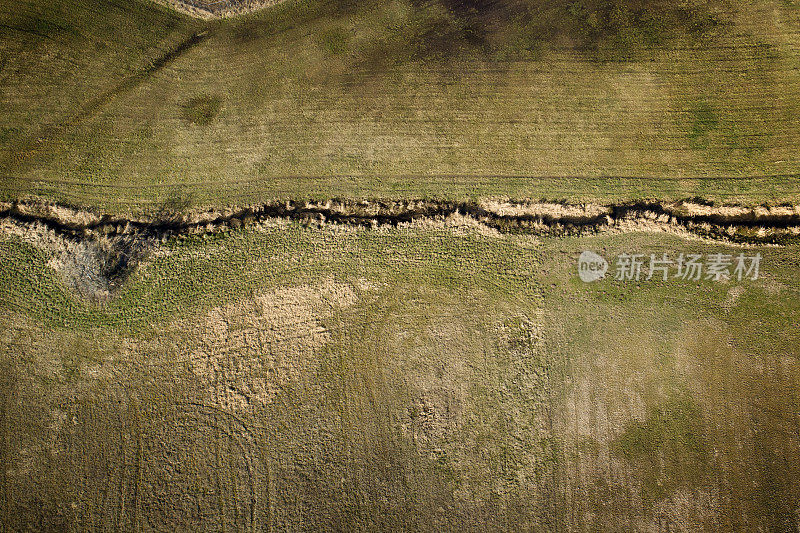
left=0, top=221, right=798, bottom=530
left=1, top=0, right=799, bottom=211
left=1, top=0, right=799, bottom=529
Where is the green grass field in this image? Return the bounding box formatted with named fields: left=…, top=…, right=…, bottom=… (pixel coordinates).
left=1, top=0, right=799, bottom=211
left=1, top=223, right=798, bottom=530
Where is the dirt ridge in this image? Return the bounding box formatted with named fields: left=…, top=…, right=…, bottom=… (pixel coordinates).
left=2, top=198, right=799, bottom=244
left=152, top=0, right=284, bottom=19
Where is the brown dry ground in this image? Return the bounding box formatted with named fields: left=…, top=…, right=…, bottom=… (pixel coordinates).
left=0, top=220, right=798, bottom=531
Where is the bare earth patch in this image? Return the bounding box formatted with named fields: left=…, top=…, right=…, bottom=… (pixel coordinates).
left=152, top=0, right=285, bottom=19
left=172, top=280, right=359, bottom=410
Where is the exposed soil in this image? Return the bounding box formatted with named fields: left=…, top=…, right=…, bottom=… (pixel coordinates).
left=2, top=198, right=798, bottom=241
left=152, top=0, right=284, bottom=18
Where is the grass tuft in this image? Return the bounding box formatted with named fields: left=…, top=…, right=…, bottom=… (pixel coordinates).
left=181, top=94, right=223, bottom=126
